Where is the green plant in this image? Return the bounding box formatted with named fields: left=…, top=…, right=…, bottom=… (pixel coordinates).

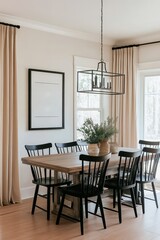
left=77, top=118, right=101, bottom=143
left=78, top=117, right=118, bottom=144
left=99, top=116, right=118, bottom=141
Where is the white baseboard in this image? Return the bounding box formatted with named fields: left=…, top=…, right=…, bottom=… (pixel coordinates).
left=20, top=186, right=47, bottom=200
left=20, top=186, right=34, bottom=200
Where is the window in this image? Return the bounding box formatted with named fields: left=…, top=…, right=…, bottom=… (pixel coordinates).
left=138, top=71, right=160, bottom=141
left=74, top=57, right=109, bottom=140
left=76, top=67, right=102, bottom=140
left=144, top=76, right=160, bottom=139
left=138, top=67, right=160, bottom=182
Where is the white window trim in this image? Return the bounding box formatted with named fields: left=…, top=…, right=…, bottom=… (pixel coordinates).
left=137, top=61, right=160, bottom=140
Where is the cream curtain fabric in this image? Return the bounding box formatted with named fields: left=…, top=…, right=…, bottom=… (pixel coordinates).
left=111, top=47, right=138, bottom=147
left=0, top=25, right=21, bottom=205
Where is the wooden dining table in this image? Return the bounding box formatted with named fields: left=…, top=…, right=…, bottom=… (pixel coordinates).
left=21, top=147, right=140, bottom=219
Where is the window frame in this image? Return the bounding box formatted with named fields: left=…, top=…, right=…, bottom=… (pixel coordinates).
left=137, top=67, right=160, bottom=140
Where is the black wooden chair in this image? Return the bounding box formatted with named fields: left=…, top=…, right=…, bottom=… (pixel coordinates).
left=101, top=150, right=142, bottom=224
left=25, top=143, right=71, bottom=220
left=55, top=141, right=81, bottom=154
left=55, top=141, right=82, bottom=183
left=136, top=147, right=160, bottom=213
left=56, top=153, right=111, bottom=235
left=55, top=140, right=86, bottom=203
left=77, top=140, right=88, bottom=152
left=139, top=140, right=159, bottom=149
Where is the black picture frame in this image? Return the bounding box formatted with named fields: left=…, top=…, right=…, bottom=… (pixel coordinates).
left=28, top=68, right=64, bottom=130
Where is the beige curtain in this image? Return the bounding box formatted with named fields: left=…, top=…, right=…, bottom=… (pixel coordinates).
left=111, top=47, right=138, bottom=147
left=0, top=25, right=21, bottom=205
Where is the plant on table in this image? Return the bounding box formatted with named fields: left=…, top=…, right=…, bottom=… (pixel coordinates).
left=78, top=116, right=118, bottom=154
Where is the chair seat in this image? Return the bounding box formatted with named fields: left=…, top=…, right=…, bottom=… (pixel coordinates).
left=105, top=178, right=136, bottom=190
left=136, top=174, right=155, bottom=183
left=59, top=184, right=101, bottom=198
left=33, top=178, right=71, bottom=186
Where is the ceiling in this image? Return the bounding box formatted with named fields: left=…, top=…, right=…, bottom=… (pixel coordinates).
left=1, top=0, right=160, bottom=45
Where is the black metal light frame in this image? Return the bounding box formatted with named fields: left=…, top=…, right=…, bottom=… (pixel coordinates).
left=77, top=0, right=125, bottom=95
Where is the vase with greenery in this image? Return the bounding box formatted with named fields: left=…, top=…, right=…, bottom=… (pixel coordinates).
left=78, top=117, right=118, bottom=154
left=77, top=118, right=101, bottom=154
left=99, top=116, right=118, bottom=140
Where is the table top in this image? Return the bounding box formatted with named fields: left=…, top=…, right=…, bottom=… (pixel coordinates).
left=21, top=151, right=120, bottom=174
left=21, top=147, right=140, bottom=174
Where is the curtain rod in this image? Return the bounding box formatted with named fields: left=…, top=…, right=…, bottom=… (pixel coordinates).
left=0, top=22, right=20, bottom=29
left=112, top=40, right=160, bottom=50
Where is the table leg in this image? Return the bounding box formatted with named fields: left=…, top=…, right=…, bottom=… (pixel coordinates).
left=53, top=170, right=58, bottom=212
left=52, top=171, right=81, bottom=220
left=71, top=174, right=80, bottom=218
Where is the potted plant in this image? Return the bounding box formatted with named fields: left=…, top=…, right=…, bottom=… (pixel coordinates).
left=77, top=118, right=102, bottom=154
left=78, top=117, right=118, bottom=154
left=98, top=117, right=118, bottom=154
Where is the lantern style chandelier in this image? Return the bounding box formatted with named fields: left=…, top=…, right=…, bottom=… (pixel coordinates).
left=77, top=0, right=125, bottom=95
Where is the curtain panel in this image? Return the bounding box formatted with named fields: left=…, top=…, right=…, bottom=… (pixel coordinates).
left=0, top=25, right=21, bottom=205
left=111, top=47, right=138, bottom=148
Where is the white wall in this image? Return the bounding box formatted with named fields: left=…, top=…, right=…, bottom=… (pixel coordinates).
left=139, top=43, right=160, bottom=63
left=17, top=27, right=112, bottom=199
left=18, top=27, right=160, bottom=199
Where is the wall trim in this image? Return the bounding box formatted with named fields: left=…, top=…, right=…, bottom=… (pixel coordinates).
left=138, top=61, right=160, bottom=71
left=21, top=186, right=47, bottom=200
left=0, top=13, right=114, bottom=45
left=20, top=186, right=34, bottom=200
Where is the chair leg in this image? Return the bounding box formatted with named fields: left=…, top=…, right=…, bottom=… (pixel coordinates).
left=97, top=195, right=106, bottom=229
left=113, top=189, right=116, bottom=208
left=47, top=187, right=51, bottom=220
left=117, top=189, right=122, bottom=223
left=56, top=193, right=65, bottom=225
left=80, top=198, right=84, bottom=235
left=32, top=185, right=39, bottom=215
left=85, top=198, right=88, bottom=218
left=135, top=182, right=142, bottom=204
left=134, top=183, right=138, bottom=202
left=152, top=182, right=158, bottom=208
left=57, top=188, right=62, bottom=204
left=52, top=186, right=54, bottom=203
left=130, top=188, right=138, bottom=218
left=140, top=183, right=145, bottom=214
left=94, top=196, right=99, bottom=214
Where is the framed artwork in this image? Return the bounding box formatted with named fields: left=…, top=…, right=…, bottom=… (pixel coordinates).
left=28, top=69, right=64, bottom=130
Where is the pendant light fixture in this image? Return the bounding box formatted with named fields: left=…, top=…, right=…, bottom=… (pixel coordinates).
left=77, top=0, right=125, bottom=95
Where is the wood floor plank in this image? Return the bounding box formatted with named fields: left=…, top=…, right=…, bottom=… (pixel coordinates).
left=0, top=192, right=160, bottom=240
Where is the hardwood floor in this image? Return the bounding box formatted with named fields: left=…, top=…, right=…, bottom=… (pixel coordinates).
left=0, top=191, right=160, bottom=240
